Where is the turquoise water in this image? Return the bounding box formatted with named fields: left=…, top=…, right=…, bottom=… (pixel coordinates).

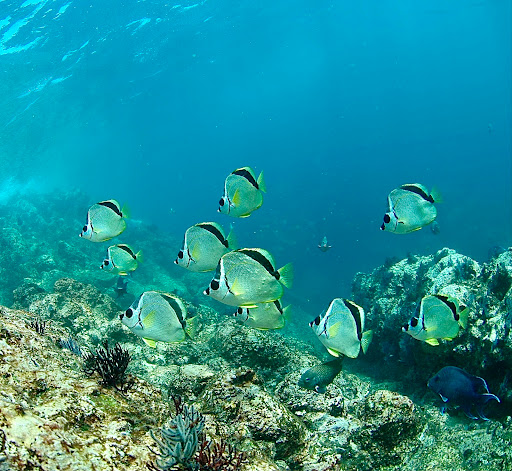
left=0, top=0, right=510, bottom=314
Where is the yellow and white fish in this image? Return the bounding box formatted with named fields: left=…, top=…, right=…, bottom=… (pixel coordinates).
left=310, top=298, right=373, bottom=358
left=204, top=248, right=293, bottom=307
left=402, top=294, right=469, bottom=346
left=234, top=300, right=291, bottom=330
left=100, top=244, right=142, bottom=275
left=380, top=184, right=440, bottom=234
left=119, top=291, right=195, bottom=348
left=175, top=222, right=236, bottom=272
left=79, top=199, right=129, bottom=242
left=218, top=167, right=266, bottom=218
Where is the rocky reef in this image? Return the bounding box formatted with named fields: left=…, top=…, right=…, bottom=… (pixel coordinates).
left=1, top=192, right=511, bottom=470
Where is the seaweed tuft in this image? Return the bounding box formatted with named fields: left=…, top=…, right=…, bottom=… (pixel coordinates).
left=82, top=340, right=133, bottom=392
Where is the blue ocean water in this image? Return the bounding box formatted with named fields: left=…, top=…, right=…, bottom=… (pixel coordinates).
left=0, top=0, right=510, bottom=315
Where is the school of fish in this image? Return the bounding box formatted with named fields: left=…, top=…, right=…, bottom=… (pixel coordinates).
left=78, top=172, right=499, bottom=418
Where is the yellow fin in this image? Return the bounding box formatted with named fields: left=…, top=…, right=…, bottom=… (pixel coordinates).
left=458, top=306, right=469, bottom=329
left=191, top=242, right=202, bottom=261
left=121, top=203, right=131, bottom=219
left=143, top=310, right=157, bottom=329
left=430, top=186, right=442, bottom=203
left=142, top=338, right=157, bottom=348
left=327, top=348, right=341, bottom=357
left=278, top=263, right=294, bottom=289
left=231, top=278, right=244, bottom=296
left=226, top=229, right=238, bottom=250
left=442, top=337, right=454, bottom=341
left=185, top=315, right=199, bottom=339
left=257, top=171, right=267, bottom=193
left=361, top=330, right=373, bottom=354
left=232, top=188, right=242, bottom=206
left=425, top=338, right=440, bottom=346
left=328, top=321, right=342, bottom=338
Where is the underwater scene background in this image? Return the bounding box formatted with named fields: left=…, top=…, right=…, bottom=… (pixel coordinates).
left=0, top=1, right=511, bottom=470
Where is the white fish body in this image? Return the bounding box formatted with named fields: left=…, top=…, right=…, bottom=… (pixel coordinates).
left=80, top=199, right=127, bottom=242
left=119, top=291, right=188, bottom=347
left=175, top=222, right=234, bottom=272
left=101, top=244, right=141, bottom=275
left=204, top=248, right=293, bottom=307
left=381, top=184, right=438, bottom=234
left=218, top=167, right=266, bottom=218
left=310, top=298, right=373, bottom=358
left=234, top=300, right=291, bottom=330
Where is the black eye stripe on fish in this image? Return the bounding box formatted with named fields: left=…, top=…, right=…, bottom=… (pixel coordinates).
left=117, top=244, right=137, bottom=259
left=232, top=168, right=259, bottom=189
left=196, top=223, right=228, bottom=247
left=400, top=184, right=435, bottom=203
left=238, top=249, right=278, bottom=279
left=343, top=299, right=363, bottom=340
left=98, top=200, right=123, bottom=217
left=162, top=294, right=186, bottom=330
left=434, top=294, right=458, bottom=318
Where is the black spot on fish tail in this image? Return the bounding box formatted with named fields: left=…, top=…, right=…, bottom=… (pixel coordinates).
left=343, top=299, right=363, bottom=340
left=117, top=244, right=137, bottom=259
left=400, top=184, right=434, bottom=203
left=434, top=294, right=458, bottom=318
left=162, top=294, right=186, bottom=329
left=197, top=223, right=228, bottom=247
left=98, top=200, right=123, bottom=217
left=238, top=249, right=278, bottom=279
left=232, top=168, right=259, bottom=189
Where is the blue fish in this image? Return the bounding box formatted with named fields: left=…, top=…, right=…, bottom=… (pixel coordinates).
left=428, top=366, right=500, bottom=420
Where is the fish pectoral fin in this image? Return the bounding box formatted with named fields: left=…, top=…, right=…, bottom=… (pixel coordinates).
left=142, top=338, right=157, bottom=348
left=232, top=188, right=242, bottom=206
left=425, top=338, right=440, bottom=346
left=142, top=310, right=157, bottom=328
left=327, top=348, right=341, bottom=357
left=361, top=330, right=373, bottom=354
left=327, top=321, right=342, bottom=338
left=190, top=242, right=202, bottom=261
left=230, top=278, right=244, bottom=296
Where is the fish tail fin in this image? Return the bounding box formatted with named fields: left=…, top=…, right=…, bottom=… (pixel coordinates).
left=257, top=171, right=267, bottom=193
left=458, top=305, right=469, bottom=329
left=226, top=228, right=238, bottom=250
left=429, top=186, right=442, bottom=204
left=185, top=315, right=199, bottom=339
left=121, top=203, right=131, bottom=219
left=361, top=330, right=373, bottom=354
left=282, top=304, right=292, bottom=323
left=278, top=263, right=294, bottom=289
left=136, top=249, right=144, bottom=263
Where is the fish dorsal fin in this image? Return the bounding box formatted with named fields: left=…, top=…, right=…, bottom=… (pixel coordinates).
left=161, top=294, right=187, bottom=329
left=117, top=244, right=137, bottom=259
left=328, top=321, right=342, bottom=338
left=232, top=167, right=259, bottom=188
left=433, top=294, right=458, bottom=318
left=142, top=338, right=157, bottom=348
left=232, top=188, right=242, bottom=206
left=196, top=222, right=227, bottom=246
left=238, top=248, right=277, bottom=277
left=98, top=200, right=123, bottom=217
left=343, top=299, right=364, bottom=339
left=399, top=184, right=434, bottom=203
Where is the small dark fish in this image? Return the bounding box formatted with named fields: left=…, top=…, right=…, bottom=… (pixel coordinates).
left=298, top=357, right=344, bottom=393
left=114, top=276, right=129, bottom=298
left=428, top=366, right=500, bottom=420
